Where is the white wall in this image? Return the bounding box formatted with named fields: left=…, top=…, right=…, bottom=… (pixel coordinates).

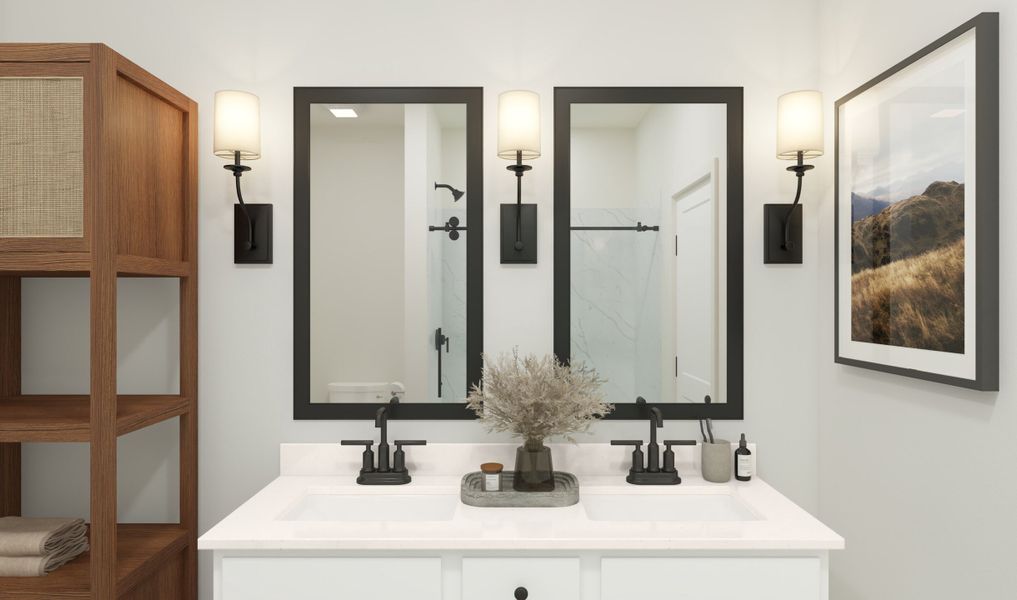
left=816, top=2, right=1017, bottom=599
left=1, top=1, right=823, bottom=598
left=571, top=127, right=638, bottom=209
left=309, top=120, right=405, bottom=401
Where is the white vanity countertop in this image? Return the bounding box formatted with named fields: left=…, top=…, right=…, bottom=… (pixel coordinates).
left=198, top=443, right=843, bottom=552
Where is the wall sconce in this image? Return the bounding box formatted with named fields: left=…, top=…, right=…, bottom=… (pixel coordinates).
left=214, top=90, right=272, bottom=264
left=764, top=90, right=824, bottom=264
left=498, top=90, right=540, bottom=264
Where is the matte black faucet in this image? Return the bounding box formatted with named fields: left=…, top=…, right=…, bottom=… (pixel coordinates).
left=611, top=397, right=695, bottom=485
left=375, top=401, right=393, bottom=472
left=341, top=398, right=427, bottom=485
left=646, top=401, right=663, bottom=473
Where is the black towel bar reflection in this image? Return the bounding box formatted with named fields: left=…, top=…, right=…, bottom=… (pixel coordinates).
left=570, top=222, right=659, bottom=232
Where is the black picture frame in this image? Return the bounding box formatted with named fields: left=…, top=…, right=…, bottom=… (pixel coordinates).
left=293, top=87, right=484, bottom=419
left=833, top=13, right=999, bottom=391
left=553, top=87, right=745, bottom=420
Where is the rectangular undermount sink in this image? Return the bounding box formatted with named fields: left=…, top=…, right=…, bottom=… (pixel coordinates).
left=279, top=493, right=459, bottom=522
left=582, top=492, right=759, bottom=522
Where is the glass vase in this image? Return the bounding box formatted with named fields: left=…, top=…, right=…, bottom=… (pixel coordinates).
left=513, top=438, right=555, bottom=492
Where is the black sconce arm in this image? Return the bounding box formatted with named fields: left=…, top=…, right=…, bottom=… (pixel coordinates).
left=507, top=149, right=532, bottom=251
left=782, top=150, right=814, bottom=250
left=224, top=150, right=256, bottom=250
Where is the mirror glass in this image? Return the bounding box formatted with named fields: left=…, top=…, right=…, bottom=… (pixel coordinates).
left=566, top=102, right=730, bottom=407
left=308, top=102, right=470, bottom=404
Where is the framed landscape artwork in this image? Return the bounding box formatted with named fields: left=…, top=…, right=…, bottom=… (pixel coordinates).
left=835, top=13, right=998, bottom=390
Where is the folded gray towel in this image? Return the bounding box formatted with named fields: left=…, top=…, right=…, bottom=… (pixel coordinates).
left=0, top=517, right=88, bottom=556
left=0, top=536, right=89, bottom=576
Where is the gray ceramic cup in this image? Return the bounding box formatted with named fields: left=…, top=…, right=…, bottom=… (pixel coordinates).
left=701, top=440, right=732, bottom=483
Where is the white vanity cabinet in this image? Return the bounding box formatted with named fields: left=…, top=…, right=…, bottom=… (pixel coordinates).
left=214, top=553, right=829, bottom=600
left=220, top=557, right=442, bottom=600
left=202, top=444, right=842, bottom=600
left=462, top=557, right=581, bottom=600
left=601, top=557, right=823, bottom=600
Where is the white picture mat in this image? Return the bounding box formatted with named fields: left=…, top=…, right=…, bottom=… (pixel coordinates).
left=836, top=29, right=977, bottom=380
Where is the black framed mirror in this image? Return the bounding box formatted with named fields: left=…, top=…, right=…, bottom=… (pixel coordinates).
left=294, top=88, right=483, bottom=419
left=553, top=87, right=744, bottom=420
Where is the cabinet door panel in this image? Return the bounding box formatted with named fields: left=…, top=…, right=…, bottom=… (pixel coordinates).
left=462, top=557, right=580, bottom=600
left=222, top=557, right=442, bottom=600
left=0, top=72, right=85, bottom=241
left=602, top=557, right=821, bottom=600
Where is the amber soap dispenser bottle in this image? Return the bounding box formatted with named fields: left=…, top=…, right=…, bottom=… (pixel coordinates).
left=735, top=433, right=753, bottom=482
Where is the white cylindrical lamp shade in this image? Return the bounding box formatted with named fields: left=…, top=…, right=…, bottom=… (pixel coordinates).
left=214, top=90, right=261, bottom=160
left=497, top=90, right=541, bottom=160
left=776, top=90, right=823, bottom=160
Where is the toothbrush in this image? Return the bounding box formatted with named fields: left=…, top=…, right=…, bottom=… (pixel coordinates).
left=704, top=395, right=715, bottom=444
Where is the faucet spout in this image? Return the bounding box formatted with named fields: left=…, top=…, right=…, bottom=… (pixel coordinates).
left=375, top=397, right=398, bottom=444
left=650, top=406, right=663, bottom=428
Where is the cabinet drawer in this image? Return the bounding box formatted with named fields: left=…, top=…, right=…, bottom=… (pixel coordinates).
left=462, top=557, right=580, bottom=600
left=221, top=557, right=442, bottom=600
left=602, top=557, right=821, bottom=600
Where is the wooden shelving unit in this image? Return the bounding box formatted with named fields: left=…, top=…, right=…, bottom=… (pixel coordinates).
left=0, top=44, right=197, bottom=599
left=0, top=524, right=189, bottom=600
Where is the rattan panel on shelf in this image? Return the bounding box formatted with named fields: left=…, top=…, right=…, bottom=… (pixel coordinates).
left=0, top=76, right=84, bottom=237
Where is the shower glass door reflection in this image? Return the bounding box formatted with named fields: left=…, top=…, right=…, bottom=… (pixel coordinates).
left=426, top=106, right=468, bottom=402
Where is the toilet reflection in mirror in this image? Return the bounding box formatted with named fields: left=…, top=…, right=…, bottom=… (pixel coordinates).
left=307, top=102, right=470, bottom=404
left=566, top=103, right=728, bottom=406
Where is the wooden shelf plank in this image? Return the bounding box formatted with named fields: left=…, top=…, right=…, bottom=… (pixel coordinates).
left=0, top=43, right=93, bottom=63
left=0, top=524, right=188, bottom=600
left=0, top=396, right=189, bottom=443
left=116, top=255, right=192, bottom=278
left=0, top=253, right=194, bottom=277
left=0, top=252, right=90, bottom=276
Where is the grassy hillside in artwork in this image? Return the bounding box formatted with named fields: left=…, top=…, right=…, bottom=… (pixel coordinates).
left=851, top=181, right=964, bottom=273
left=850, top=181, right=965, bottom=353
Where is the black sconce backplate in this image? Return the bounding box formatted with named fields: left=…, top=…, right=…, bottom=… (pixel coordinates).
left=763, top=203, right=802, bottom=264
left=235, top=203, right=273, bottom=264
left=500, top=203, right=537, bottom=264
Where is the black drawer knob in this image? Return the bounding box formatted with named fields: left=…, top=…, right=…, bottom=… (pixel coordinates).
left=514, top=587, right=528, bottom=600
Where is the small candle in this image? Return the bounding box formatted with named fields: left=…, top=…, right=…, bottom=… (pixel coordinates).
left=480, top=463, right=503, bottom=492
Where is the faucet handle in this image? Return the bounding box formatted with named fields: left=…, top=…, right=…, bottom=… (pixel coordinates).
left=341, top=440, right=376, bottom=473
left=611, top=440, right=645, bottom=473
left=393, top=440, right=427, bottom=473
left=661, top=440, right=696, bottom=473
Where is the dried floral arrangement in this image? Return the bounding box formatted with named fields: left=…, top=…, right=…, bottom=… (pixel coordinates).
left=466, top=350, right=612, bottom=445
